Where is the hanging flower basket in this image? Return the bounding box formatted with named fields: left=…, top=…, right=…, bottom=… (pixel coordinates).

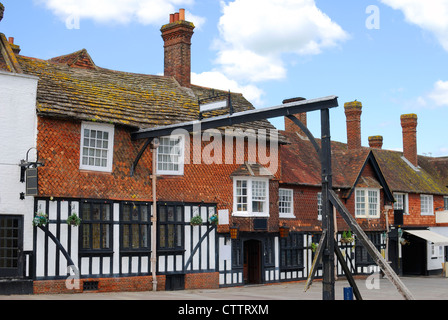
left=190, top=215, right=203, bottom=226
left=209, top=214, right=218, bottom=225
left=340, top=231, right=354, bottom=244
left=66, top=213, right=82, bottom=227
left=33, top=212, right=48, bottom=227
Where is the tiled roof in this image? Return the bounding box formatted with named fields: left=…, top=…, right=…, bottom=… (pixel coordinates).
left=15, top=49, right=280, bottom=138
left=280, top=129, right=448, bottom=196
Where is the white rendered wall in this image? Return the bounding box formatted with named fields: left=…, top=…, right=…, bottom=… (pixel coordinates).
left=0, top=71, right=38, bottom=250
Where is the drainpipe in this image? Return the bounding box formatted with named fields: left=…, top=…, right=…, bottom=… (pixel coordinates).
left=150, top=138, right=160, bottom=292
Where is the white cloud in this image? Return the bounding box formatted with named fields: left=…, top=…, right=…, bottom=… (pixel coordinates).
left=214, top=0, right=348, bottom=82
left=407, top=80, right=448, bottom=109
left=427, top=80, right=448, bottom=107
left=381, top=0, right=448, bottom=51
left=192, top=71, right=265, bottom=105
left=35, top=0, right=205, bottom=27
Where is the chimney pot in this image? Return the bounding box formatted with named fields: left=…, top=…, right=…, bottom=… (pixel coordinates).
left=179, top=9, right=185, bottom=21
left=401, top=113, right=418, bottom=167
left=344, top=101, right=363, bottom=150
left=369, top=136, right=383, bottom=149
left=174, top=12, right=179, bottom=22
left=170, top=14, right=175, bottom=23
left=8, top=37, right=13, bottom=44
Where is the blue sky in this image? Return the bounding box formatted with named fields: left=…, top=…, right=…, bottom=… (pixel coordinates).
left=1, top=0, right=448, bottom=157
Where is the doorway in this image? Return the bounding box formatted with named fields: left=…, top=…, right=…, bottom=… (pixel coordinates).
left=402, top=234, right=426, bottom=275
left=0, top=215, right=24, bottom=278
left=243, top=240, right=262, bottom=284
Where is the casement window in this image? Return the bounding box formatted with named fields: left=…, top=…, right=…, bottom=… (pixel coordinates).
left=120, top=203, right=151, bottom=251
left=158, top=205, right=184, bottom=251
left=279, top=189, right=294, bottom=218
left=394, top=193, right=409, bottom=215
left=80, top=122, right=114, bottom=172
left=317, top=192, right=322, bottom=221
left=420, top=195, right=434, bottom=215
left=156, top=135, right=184, bottom=176
left=80, top=201, right=113, bottom=252
left=355, top=188, right=380, bottom=218
left=233, top=177, right=269, bottom=217
left=280, top=233, right=304, bottom=270
left=444, top=197, right=448, bottom=210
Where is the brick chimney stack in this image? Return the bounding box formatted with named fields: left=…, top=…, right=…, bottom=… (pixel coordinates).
left=161, top=9, right=195, bottom=88
left=283, top=97, right=307, bottom=134
left=344, top=101, right=362, bottom=150
left=368, top=136, right=383, bottom=149
left=401, top=114, right=418, bottom=167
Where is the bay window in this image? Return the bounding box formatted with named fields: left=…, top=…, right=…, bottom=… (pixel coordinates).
left=233, top=177, right=269, bottom=217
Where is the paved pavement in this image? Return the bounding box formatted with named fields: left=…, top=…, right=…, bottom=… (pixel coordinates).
left=1, top=275, right=447, bottom=301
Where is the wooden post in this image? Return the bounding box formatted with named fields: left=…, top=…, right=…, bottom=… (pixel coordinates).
left=320, top=108, right=335, bottom=300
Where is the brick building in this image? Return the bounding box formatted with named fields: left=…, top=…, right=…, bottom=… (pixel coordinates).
left=1, top=5, right=447, bottom=295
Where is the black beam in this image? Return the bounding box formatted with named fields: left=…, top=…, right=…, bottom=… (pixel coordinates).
left=320, top=108, right=335, bottom=301
left=131, top=96, right=338, bottom=141
left=334, top=244, right=363, bottom=300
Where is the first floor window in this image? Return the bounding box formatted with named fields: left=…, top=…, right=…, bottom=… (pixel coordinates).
left=444, top=197, right=448, bottom=210
left=121, top=203, right=151, bottom=251
left=355, top=188, right=380, bottom=218
left=394, top=193, right=408, bottom=214
left=80, top=201, right=113, bottom=252
left=279, top=189, right=294, bottom=218
left=233, top=177, right=269, bottom=217
left=157, top=135, right=184, bottom=175
left=421, top=195, right=434, bottom=215
left=80, top=122, right=114, bottom=172
left=158, top=205, right=184, bottom=251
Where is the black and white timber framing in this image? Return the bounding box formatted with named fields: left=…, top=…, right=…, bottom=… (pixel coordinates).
left=31, top=197, right=384, bottom=287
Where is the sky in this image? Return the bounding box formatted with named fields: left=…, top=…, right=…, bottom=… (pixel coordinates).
left=1, top=0, right=448, bottom=157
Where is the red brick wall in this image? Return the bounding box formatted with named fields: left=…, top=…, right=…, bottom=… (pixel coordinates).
left=34, top=275, right=165, bottom=295
left=37, top=116, right=281, bottom=232
left=185, top=272, right=219, bottom=290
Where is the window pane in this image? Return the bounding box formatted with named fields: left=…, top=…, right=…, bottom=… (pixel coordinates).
left=132, top=224, right=139, bottom=248
left=92, top=224, right=100, bottom=249
left=123, top=225, right=130, bottom=248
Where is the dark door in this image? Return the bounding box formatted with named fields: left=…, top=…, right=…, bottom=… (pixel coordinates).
left=402, top=235, right=426, bottom=275
left=244, top=240, right=261, bottom=284
left=0, top=215, right=24, bottom=278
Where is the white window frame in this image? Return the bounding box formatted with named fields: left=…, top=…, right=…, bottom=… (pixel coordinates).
left=420, top=194, right=434, bottom=215
left=279, top=189, right=294, bottom=218
left=394, top=193, right=409, bottom=215
left=317, top=192, right=322, bottom=221
left=355, top=188, right=380, bottom=218
left=232, top=177, right=269, bottom=217
left=444, top=196, right=448, bottom=210
left=80, top=122, right=114, bottom=173
left=156, top=135, right=185, bottom=176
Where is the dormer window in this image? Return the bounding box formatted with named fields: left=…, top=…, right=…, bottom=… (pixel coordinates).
left=80, top=122, right=114, bottom=173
